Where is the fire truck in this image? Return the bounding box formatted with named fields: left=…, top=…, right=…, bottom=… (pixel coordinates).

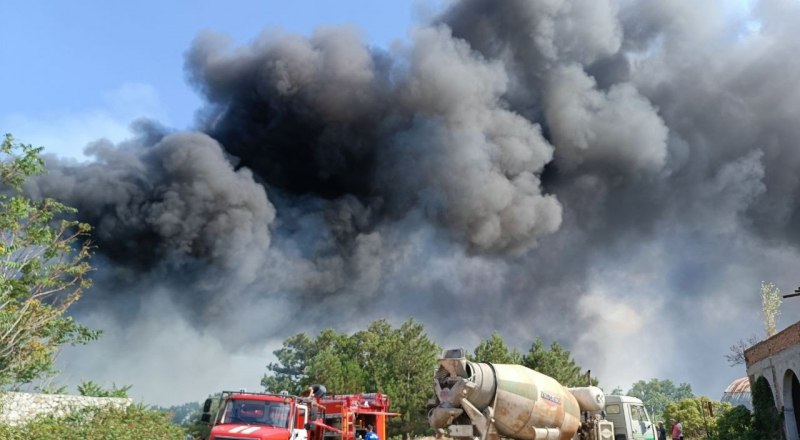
left=201, top=389, right=396, bottom=440
left=318, top=393, right=397, bottom=440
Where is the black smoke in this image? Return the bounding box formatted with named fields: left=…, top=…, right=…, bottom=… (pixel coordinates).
left=26, top=0, right=800, bottom=404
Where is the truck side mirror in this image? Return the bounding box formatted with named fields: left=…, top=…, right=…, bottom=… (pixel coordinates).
left=201, top=413, right=211, bottom=423
left=203, top=398, right=213, bottom=413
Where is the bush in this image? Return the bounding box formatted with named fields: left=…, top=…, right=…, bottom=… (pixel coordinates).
left=751, top=377, right=784, bottom=440
left=0, top=404, right=187, bottom=439
left=716, top=405, right=755, bottom=440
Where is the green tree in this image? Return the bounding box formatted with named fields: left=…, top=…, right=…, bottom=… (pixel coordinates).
left=627, top=378, right=693, bottom=422
left=261, top=333, right=316, bottom=394
left=522, top=338, right=597, bottom=387
left=158, top=401, right=201, bottom=425
left=263, top=328, right=367, bottom=395
left=716, top=405, right=755, bottom=440
left=262, top=319, right=440, bottom=437
left=77, top=380, right=132, bottom=398
left=354, top=319, right=397, bottom=393
left=350, top=319, right=439, bottom=436
left=751, top=376, right=784, bottom=440
left=0, top=134, right=98, bottom=387
left=469, top=331, right=522, bottom=364
left=306, top=331, right=367, bottom=394
left=378, top=319, right=439, bottom=436
left=663, top=397, right=729, bottom=440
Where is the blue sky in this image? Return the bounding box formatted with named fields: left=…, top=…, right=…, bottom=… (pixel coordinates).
left=1, top=0, right=432, bottom=158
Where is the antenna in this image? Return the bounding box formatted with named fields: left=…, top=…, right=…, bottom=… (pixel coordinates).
left=783, top=286, right=800, bottom=299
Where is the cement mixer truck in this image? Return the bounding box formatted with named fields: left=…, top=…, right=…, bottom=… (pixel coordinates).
left=427, top=348, right=654, bottom=440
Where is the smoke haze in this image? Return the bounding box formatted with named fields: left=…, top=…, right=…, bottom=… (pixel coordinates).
left=23, top=0, right=800, bottom=404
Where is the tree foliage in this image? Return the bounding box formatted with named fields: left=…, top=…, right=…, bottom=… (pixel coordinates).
left=262, top=319, right=440, bottom=437
left=469, top=331, right=522, bottom=364
left=662, top=397, right=730, bottom=440
left=522, top=338, right=598, bottom=386
left=716, top=405, right=756, bottom=440
left=626, top=378, right=693, bottom=422
left=0, top=134, right=98, bottom=387
left=77, top=380, right=132, bottom=398
left=751, top=376, right=784, bottom=440
left=358, top=320, right=441, bottom=435
left=262, top=333, right=316, bottom=394
left=159, top=401, right=201, bottom=425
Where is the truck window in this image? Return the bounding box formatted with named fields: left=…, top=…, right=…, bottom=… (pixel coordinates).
left=629, top=404, right=651, bottom=436
left=220, top=400, right=291, bottom=427
left=606, top=404, right=620, bottom=414
left=269, top=402, right=291, bottom=427
left=629, top=405, right=643, bottom=435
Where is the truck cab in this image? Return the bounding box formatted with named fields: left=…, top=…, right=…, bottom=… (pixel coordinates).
left=203, top=391, right=321, bottom=440
left=601, top=395, right=655, bottom=440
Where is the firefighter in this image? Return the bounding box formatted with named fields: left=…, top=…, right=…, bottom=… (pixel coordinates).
left=302, top=384, right=327, bottom=399
left=365, top=425, right=379, bottom=440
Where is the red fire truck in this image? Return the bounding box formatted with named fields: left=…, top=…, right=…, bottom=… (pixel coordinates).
left=318, top=393, right=396, bottom=440
left=201, top=390, right=396, bottom=440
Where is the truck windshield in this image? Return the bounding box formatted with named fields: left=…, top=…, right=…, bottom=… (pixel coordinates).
left=220, top=399, right=291, bottom=427
left=630, top=404, right=652, bottom=435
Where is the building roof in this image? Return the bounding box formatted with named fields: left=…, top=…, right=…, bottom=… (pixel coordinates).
left=720, top=377, right=752, bottom=410
left=724, top=377, right=751, bottom=394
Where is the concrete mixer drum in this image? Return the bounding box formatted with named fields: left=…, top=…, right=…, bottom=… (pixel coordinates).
left=428, top=348, right=614, bottom=440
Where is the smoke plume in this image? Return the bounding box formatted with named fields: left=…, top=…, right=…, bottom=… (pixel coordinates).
left=25, top=0, right=800, bottom=404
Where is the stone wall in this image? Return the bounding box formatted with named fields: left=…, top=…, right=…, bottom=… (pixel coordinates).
left=0, top=392, right=132, bottom=426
